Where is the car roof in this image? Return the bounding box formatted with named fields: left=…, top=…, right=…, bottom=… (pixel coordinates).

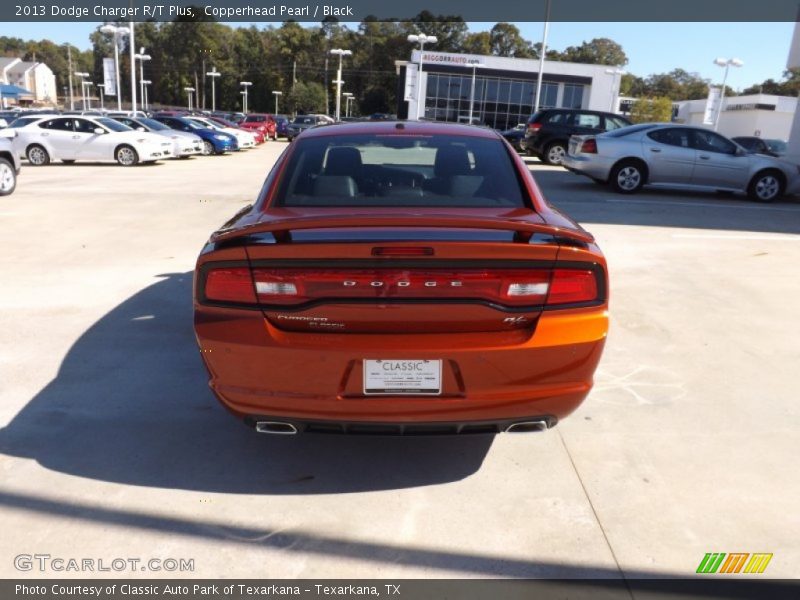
left=297, top=120, right=500, bottom=140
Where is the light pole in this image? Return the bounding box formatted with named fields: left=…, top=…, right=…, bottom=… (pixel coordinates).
left=99, top=24, right=129, bottom=111
left=134, top=48, right=151, bottom=114
left=713, top=57, right=743, bottom=131
left=206, top=68, right=220, bottom=112
left=467, top=60, right=484, bottom=124
left=343, top=92, right=353, bottom=117
left=184, top=87, right=195, bottom=111
left=272, top=90, right=282, bottom=115
left=97, top=83, right=105, bottom=110
left=240, top=81, right=252, bottom=114
left=407, top=33, right=437, bottom=120
left=605, top=67, right=626, bottom=113
left=141, top=80, right=151, bottom=111
left=533, top=0, right=552, bottom=113
left=330, top=48, right=352, bottom=121
left=74, top=72, right=89, bottom=110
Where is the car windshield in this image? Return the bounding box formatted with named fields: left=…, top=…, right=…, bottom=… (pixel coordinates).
left=603, top=123, right=658, bottom=138
left=244, top=115, right=265, bottom=122
left=97, top=118, right=132, bottom=132
left=274, top=133, right=526, bottom=208
left=190, top=118, right=218, bottom=129
left=765, top=139, right=787, bottom=154
left=139, top=118, right=170, bottom=131
left=292, top=116, right=316, bottom=125
left=213, top=118, right=237, bottom=128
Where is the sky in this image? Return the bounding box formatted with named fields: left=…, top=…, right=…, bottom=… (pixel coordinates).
left=3, top=21, right=796, bottom=91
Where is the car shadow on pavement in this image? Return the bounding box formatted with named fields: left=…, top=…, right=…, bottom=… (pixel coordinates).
left=532, top=168, right=800, bottom=235
left=0, top=272, right=493, bottom=495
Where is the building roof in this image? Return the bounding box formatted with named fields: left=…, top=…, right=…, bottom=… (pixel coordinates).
left=0, top=83, right=34, bottom=98
left=0, top=57, right=20, bottom=69
left=8, top=61, right=37, bottom=74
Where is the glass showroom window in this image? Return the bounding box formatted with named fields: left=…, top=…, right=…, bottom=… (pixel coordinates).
left=562, top=84, right=585, bottom=109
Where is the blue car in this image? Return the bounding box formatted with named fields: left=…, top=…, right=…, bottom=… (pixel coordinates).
left=152, top=115, right=238, bottom=155
left=274, top=115, right=289, bottom=138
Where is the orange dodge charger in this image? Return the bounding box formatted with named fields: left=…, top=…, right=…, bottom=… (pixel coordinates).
left=194, top=121, right=608, bottom=435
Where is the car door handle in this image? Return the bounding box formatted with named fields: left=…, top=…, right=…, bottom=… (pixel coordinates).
left=699, top=155, right=710, bottom=160
left=41, top=132, right=49, bottom=137
left=649, top=148, right=661, bottom=152
left=72, top=135, right=81, bottom=139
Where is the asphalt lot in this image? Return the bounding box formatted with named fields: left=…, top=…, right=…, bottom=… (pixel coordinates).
left=1, top=143, right=799, bottom=583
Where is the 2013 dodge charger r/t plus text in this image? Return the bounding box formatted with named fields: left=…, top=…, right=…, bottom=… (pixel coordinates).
left=193, top=122, right=609, bottom=435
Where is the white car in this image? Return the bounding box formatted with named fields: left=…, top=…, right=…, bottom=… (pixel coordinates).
left=13, top=115, right=172, bottom=166
left=111, top=116, right=203, bottom=158
left=186, top=117, right=256, bottom=149
left=0, top=136, right=21, bottom=196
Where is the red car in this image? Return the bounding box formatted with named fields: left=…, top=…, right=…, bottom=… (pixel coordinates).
left=207, top=116, right=265, bottom=144
left=194, top=121, right=608, bottom=435
left=240, top=113, right=277, bottom=141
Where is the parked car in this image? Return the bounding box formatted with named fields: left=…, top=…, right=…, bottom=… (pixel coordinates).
left=563, top=123, right=800, bottom=202
left=185, top=116, right=257, bottom=149
left=731, top=136, right=787, bottom=158
left=501, top=123, right=527, bottom=152
left=111, top=115, right=203, bottom=158
left=152, top=115, right=238, bottom=155
left=523, top=109, right=632, bottom=165
left=239, top=113, right=277, bottom=141
left=286, top=114, right=333, bottom=142
left=0, top=135, right=20, bottom=195
left=193, top=121, right=609, bottom=435
left=13, top=115, right=171, bottom=166
left=273, top=115, right=289, bottom=138
left=206, top=115, right=265, bottom=144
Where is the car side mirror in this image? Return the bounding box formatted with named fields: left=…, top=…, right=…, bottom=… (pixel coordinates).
left=735, top=147, right=746, bottom=157
left=136, top=127, right=146, bottom=132
left=93, top=128, right=105, bottom=135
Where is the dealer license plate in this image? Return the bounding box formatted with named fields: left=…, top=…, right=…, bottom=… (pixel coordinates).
left=363, top=359, right=442, bottom=395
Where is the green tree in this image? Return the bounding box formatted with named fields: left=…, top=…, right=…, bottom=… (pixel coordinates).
left=629, top=96, right=673, bottom=123
left=559, top=38, right=628, bottom=66
left=285, top=80, right=327, bottom=114
left=489, top=23, right=535, bottom=58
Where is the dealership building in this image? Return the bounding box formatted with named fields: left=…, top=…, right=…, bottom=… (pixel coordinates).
left=395, top=50, right=621, bottom=130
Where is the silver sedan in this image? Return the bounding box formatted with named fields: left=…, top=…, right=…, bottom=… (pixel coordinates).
left=562, top=123, right=800, bottom=202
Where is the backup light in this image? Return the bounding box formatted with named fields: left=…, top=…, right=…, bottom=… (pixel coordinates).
left=507, top=283, right=549, bottom=296
left=255, top=282, right=298, bottom=295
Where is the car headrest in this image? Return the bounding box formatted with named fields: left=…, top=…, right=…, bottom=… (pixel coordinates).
left=312, top=175, right=357, bottom=198
left=325, top=147, right=362, bottom=176
left=434, top=145, right=472, bottom=177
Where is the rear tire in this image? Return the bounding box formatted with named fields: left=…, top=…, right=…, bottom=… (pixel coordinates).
left=610, top=160, right=645, bottom=194
left=115, top=145, right=139, bottom=166
left=26, top=144, right=50, bottom=166
left=543, top=142, right=567, bottom=165
left=747, top=170, right=784, bottom=203
left=202, top=140, right=214, bottom=155
left=0, top=158, right=17, bottom=196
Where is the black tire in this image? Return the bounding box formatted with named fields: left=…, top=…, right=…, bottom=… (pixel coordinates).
left=0, top=157, right=17, bottom=196
left=202, top=140, right=214, bottom=156
left=26, top=144, right=50, bottom=166
left=115, top=145, right=139, bottom=166
left=542, top=141, right=568, bottom=166
left=610, top=160, right=646, bottom=194
left=62, top=160, right=75, bottom=164
left=747, top=170, right=784, bottom=203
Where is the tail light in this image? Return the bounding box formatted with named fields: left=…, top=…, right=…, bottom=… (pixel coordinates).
left=527, top=122, right=543, bottom=135
left=201, top=266, right=601, bottom=308
left=580, top=138, right=598, bottom=154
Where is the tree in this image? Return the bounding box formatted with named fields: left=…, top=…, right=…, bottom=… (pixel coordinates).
left=742, top=68, right=800, bottom=96
left=629, top=96, right=673, bottom=123
left=285, top=80, right=326, bottom=114
left=559, top=38, right=628, bottom=66
left=462, top=32, right=491, bottom=55
left=489, top=23, right=535, bottom=58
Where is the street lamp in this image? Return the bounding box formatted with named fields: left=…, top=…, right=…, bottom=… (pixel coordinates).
left=605, top=67, right=626, bottom=113
left=97, top=83, right=105, bottom=111
left=141, top=80, right=151, bottom=111
left=99, top=24, right=129, bottom=111
left=272, top=90, right=282, bottom=115
left=713, top=57, right=743, bottom=131
left=184, top=87, right=195, bottom=111
left=134, top=48, right=151, bottom=114
left=407, top=33, right=437, bottom=120
left=74, top=71, right=89, bottom=110
left=206, top=68, right=221, bottom=112
left=342, top=92, right=353, bottom=118
left=330, top=48, right=352, bottom=121
left=240, top=81, right=252, bottom=114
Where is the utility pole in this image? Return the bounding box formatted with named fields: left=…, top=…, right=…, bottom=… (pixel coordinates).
left=67, top=45, right=74, bottom=110
left=292, top=60, right=297, bottom=90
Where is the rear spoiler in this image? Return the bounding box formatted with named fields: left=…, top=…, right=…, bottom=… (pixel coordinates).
left=210, top=215, right=594, bottom=245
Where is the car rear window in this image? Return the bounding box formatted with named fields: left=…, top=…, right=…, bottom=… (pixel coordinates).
left=273, top=134, right=526, bottom=208
left=245, top=115, right=265, bottom=122
left=604, top=123, right=658, bottom=138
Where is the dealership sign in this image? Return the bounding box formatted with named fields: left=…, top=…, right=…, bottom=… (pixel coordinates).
left=102, top=58, right=117, bottom=96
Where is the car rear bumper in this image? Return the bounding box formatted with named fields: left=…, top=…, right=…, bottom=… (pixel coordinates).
left=562, top=154, right=614, bottom=181
left=195, top=307, right=608, bottom=426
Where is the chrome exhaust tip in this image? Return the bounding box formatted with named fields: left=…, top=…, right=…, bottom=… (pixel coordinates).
left=506, top=420, right=549, bottom=433
left=255, top=421, right=298, bottom=435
